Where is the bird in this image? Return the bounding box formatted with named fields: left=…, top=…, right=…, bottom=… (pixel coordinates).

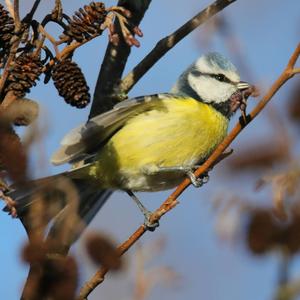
left=3, top=52, right=253, bottom=233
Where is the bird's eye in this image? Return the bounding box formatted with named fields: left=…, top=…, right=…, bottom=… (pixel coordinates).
left=214, top=74, right=226, bottom=82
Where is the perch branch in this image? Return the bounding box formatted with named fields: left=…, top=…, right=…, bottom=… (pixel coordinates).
left=77, top=43, right=300, bottom=300
left=119, top=0, right=237, bottom=94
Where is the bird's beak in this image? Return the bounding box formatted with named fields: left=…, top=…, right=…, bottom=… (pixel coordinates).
left=236, top=81, right=251, bottom=91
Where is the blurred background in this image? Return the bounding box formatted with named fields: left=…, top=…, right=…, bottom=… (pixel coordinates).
left=1, top=0, right=300, bottom=299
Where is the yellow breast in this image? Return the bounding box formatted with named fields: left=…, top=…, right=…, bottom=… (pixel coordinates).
left=89, top=97, right=229, bottom=190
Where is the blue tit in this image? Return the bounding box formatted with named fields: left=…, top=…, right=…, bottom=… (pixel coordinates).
left=5, top=52, right=253, bottom=225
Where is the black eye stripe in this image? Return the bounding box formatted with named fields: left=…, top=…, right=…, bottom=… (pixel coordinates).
left=191, top=70, right=202, bottom=77
left=191, top=70, right=232, bottom=83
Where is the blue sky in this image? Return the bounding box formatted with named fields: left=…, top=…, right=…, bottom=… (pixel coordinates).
left=0, top=0, right=300, bottom=299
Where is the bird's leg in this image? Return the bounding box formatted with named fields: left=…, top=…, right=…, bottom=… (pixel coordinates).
left=126, top=190, right=159, bottom=231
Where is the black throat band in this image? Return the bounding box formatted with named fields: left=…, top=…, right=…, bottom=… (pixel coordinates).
left=209, top=101, right=232, bottom=119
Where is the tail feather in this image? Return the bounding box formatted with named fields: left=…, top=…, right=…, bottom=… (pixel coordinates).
left=4, top=171, right=112, bottom=234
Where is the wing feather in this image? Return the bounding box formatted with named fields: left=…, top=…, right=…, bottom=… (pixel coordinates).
left=51, top=93, right=185, bottom=165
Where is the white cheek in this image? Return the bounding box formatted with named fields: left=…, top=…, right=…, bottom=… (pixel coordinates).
left=188, top=74, right=237, bottom=103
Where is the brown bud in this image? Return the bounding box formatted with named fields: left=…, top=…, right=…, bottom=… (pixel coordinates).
left=246, top=209, right=280, bottom=255
left=5, top=98, right=39, bottom=126
left=284, top=215, right=300, bottom=254
left=288, top=79, right=300, bottom=122
left=85, top=232, right=122, bottom=270
left=0, top=127, right=27, bottom=182
left=22, top=240, right=47, bottom=264
left=42, top=256, right=78, bottom=300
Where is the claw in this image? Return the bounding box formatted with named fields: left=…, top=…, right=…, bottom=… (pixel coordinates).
left=0, top=190, right=17, bottom=217
left=187, top=171, right=203, bottom=187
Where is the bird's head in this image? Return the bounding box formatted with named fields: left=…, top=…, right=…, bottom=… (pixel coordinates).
left=171, top=52, right=254, bottom=117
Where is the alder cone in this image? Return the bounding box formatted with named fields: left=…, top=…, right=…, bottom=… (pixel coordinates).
left=0, top=4, right=15, bottom=54
left=62, top=2, right=107, bottom=42
left=52, top=59, right=90, bottom=108
left=5, top=53, right=43, bottom=98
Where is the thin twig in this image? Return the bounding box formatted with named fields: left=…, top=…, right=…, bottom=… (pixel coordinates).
left=40, top=5, right=129, bottom=70
left=40, top=39, right=86, bottom=71
left=33, top=35, right=46, bottom=57
left=13, top=0, right=21, bottom=31
left=292, top=68, right=300, bottom=74
left=119, top=0, right=237, bottom=94
left=52, top=0, right=63, bottom=20
left=4, top=0, right=14, bottom=17
left=38, top=25, right=60, bottom=57
left=77, top=43, right=300, bottom=300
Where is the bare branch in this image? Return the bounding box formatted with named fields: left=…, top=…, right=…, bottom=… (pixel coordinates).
left=119, top=0, right=237, bottom=94
left=77, top=43, right=300, bottom=300
left=4, top=0, right=14, bottom=17
left=38, top=25, right=59, bottom=57
left=88, top=0, right=152, bottom=118
left=23, top=0, right=42, bottom=22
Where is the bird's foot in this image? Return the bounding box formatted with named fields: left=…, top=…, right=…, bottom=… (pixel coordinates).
left=143, top=211, right=159, bottom=232
left=186, top=170, right=209, bottom=188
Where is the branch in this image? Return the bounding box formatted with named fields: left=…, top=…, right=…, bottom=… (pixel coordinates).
left=292, top=68, right=300, bottom=74
left=4, top=0, right=14, bottom=17
left=119, top=0, right=237, bottom=94
left=13, top=0, right=21, bottom=31
left=89, top=0, right=152, bottom=118
left=23, top=0, right=42, bottom=23
left=77, top=43, right=300, bottom=300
